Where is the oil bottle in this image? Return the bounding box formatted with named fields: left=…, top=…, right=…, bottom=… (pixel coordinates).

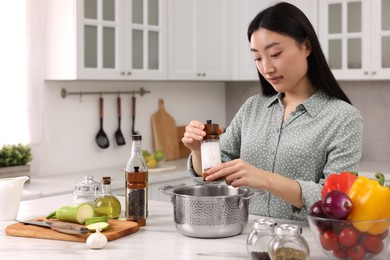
left=94, top=176, right=121, bottom=219
left=125, top=135, right=148, bottom=226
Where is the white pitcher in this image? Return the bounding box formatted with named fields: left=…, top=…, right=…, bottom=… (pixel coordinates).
left=0, top=176, right=29, bottom=220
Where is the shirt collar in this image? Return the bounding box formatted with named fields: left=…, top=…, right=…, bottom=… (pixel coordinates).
left=301, top=89, right=330, bottom=117
left=266, top=90, right=330, bottom=117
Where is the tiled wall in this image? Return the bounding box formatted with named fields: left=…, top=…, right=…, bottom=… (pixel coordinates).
left=226, top=81, right=390, bottom=163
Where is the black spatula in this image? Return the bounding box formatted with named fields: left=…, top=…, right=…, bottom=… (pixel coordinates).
left=115, top=96, right=126, bottom=146
left=96, top=96, right=110, bottom=149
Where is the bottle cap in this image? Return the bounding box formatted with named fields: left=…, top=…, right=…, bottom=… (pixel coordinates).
left=132, top=135, right=142, bottom=141
left=204, top=120, right=220, bottom=140
left=102, top=176, right=112, bottom=185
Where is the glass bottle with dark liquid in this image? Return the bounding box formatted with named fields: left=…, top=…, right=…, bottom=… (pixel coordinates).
left=125, top=135, right=148, bottom=226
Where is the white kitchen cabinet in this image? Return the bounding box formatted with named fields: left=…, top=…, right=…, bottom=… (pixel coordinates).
left=319, top=0, right=390, bottom=80
left=46, top=0, right=167, bottom=80
left=230, top=0, right=318, bottom=81
left=167, top=0, right=232, bottom=80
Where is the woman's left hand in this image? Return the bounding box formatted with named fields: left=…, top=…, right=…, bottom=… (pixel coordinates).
left=205, top=159, right=266, bottom=189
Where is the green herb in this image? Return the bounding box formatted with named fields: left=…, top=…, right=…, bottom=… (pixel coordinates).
left=0, top=144, right=32, bottom=167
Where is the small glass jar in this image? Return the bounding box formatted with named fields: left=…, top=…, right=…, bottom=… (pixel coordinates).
left=269, top=224, right=310, bottom=260
left=246, top=218, right=277, bottom=260
left=73, top=175, right=100, bottom=205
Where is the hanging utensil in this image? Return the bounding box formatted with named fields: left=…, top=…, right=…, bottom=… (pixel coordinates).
left=115, top=96, right=126, bottom=146
left=95, top=96, right=110, bottom=149
left=131, top=96, right=139, bottom=135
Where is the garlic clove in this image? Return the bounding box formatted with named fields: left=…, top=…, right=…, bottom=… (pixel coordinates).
left=86, top=226, right=108, bottom=249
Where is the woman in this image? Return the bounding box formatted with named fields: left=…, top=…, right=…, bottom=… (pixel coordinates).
left=182, top=2, right=363, bottom=221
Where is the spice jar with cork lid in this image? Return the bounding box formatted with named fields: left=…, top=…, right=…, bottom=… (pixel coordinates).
left=201, top=120, right=222, bottom=181
left=268, top=224, right=310, bottom=260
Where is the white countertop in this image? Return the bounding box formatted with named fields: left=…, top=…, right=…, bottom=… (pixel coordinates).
left=2, top=194, right=390, bottom=259
left=22, top=158, right=189, bottom=200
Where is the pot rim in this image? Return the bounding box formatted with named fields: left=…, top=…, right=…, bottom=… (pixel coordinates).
left=170, top=184, right=252, bottom=199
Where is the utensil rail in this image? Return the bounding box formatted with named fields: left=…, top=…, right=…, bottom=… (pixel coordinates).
left=61, top=87, right=151, bottom=99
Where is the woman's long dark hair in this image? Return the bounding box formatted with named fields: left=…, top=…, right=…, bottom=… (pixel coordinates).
left=248, top=2, right=351, bottom=104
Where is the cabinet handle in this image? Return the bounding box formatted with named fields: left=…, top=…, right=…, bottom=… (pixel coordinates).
left=121, top=72, right=125, bottom=76
left=197, top=73, right=201, bottom=77
left=364, top=71, right=369, bottom=75
left=202, top=73, right=206, bottom=77
left=371, top=71, right=377, bottom=75
left=127, top=71, right=132, bottom=76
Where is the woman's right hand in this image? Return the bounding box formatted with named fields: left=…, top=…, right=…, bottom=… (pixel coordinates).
left=181, top=120, right=206, bottom=153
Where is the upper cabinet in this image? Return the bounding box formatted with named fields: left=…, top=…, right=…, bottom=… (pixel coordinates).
left=46, top=0, right=167, bottom=80
left=319, top=0, right=390, bottom=80
left=230, top=0, right=318, bottom=81
left=167, top=0, right=232, bottom=80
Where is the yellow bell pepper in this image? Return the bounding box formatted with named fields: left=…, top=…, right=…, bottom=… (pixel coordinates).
left=347, top=173, right=390, bottom=235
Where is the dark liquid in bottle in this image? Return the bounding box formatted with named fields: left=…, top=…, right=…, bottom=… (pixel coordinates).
left=126, top=170, right=147, bottom=226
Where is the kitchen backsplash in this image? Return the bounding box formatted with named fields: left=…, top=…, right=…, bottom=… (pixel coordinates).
left=31, top=79, right=390, bottom=177
left=33, top=81, right=226, bottom=176
left=226, top=80, right=390, bottom=163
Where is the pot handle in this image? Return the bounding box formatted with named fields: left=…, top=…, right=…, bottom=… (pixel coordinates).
left=159, top=183, right=186, bottom=196
left=242, top=192, right=256, bottom=201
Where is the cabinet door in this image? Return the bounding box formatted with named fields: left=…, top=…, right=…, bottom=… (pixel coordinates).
left=196, top=0, right=231, bottom=80
left=167, top=0, right=196, bottom=79
left=168, top=0, right=231, bottom=80
left=123, top=0, right=167, bottom=80
left=370, top=0, right=390, bottom=79
left=78, top=0, right=122, bottom=79
left=319, top=0, right=370, bottom=80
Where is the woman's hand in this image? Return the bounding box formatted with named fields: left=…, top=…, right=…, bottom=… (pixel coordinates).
left=181, top=120, right=205, bottom=153
left=205, top=159, right=267, bottom=189
left=206, top=159, right=304, bottom=209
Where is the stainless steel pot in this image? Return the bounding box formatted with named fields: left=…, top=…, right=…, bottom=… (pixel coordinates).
left=160, top=184, right=259, bottom=238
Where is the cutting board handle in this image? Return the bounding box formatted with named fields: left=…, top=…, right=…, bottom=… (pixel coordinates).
left=158, top=99, right=165, bottom=111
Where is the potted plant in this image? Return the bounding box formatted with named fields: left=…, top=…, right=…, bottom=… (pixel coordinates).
left=0, top=143, right=32, bottom=179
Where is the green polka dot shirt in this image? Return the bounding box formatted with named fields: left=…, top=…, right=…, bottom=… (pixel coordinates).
left=187, top=90, right=363, bottom=221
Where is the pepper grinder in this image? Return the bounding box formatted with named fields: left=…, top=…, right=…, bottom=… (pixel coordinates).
left=201, top=120, right=221, bottom=181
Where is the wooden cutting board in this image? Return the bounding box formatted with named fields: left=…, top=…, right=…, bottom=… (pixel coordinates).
left=5, top=218, right=139, bottom=243
left=151, top=99, right=180, bottom=160
left=176, top=126, right=191, bottom=158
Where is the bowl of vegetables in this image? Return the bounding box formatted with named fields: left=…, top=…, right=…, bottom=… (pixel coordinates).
left=308, top=172, right=390, bottom=259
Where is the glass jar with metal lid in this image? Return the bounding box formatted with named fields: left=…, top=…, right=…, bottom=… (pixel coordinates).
left=246, top=218, right=277, bottom=260
left=73, top=175, right=100, bottom=205
left=268, top=224, right=310, bottom=260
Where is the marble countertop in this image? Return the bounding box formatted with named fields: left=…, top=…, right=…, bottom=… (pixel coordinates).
left=22, top=158, right=189, bottom=200
left=2, top=194, right=389, bottom=259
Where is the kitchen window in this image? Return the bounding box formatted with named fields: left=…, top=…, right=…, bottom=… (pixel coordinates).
left=0, top=0, right=29, bottom=146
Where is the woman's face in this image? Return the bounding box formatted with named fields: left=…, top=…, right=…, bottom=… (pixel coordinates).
left=250, top=28, right=312, bottom=94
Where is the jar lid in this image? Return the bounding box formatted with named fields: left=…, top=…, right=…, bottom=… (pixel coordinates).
left=204, top=120, right=220, bottom=139
left=274, top=224, right=302, bottom=236
left=252, top=218, right=277, bottom=230
left=74, top=175, right=100, bottom=192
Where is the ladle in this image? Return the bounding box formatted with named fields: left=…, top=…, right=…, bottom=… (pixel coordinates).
left=95, top=96, right=110, bottom=149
